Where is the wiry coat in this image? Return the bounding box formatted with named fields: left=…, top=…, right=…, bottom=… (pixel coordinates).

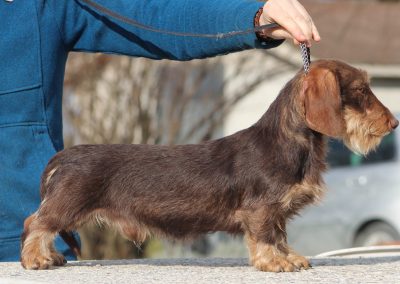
left=21, top=60, right=398, bottom=271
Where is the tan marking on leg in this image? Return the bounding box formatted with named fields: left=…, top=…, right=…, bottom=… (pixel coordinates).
left=280, top=180, right=325, bottom=211
left=21, top=229, right=57, bottom=269
left=21, top=214, right=61, bottom=270
left=245, top=234, right=295, bottom=272
left=287, top=248, right=310, bottom=270
left=23, top=213, right=37, bottom=233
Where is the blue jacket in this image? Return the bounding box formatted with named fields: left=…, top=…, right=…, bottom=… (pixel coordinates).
left=0, top=0, right=282, bottom=261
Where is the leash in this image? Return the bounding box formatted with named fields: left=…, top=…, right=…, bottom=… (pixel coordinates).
left=300, top=43, right=311, bottom=74
left=79, top=0, right=281, bottom=39
left=79, top=0, right=311, bottom=72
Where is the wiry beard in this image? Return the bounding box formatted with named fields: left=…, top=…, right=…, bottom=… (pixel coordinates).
left=342, top=108, right=386, bottom=156
left=343, top=133, right=382, bottom=156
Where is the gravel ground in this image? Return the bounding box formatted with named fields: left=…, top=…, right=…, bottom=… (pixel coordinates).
left=1, top=256, right=400, bottom=284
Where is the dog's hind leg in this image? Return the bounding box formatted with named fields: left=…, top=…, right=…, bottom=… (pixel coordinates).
left=21, top=213, right=66, bottom=270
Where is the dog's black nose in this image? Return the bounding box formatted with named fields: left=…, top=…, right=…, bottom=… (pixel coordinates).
left=390, top=118, right=399, bottom=130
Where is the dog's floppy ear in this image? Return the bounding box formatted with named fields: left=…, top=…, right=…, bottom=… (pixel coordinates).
left=302, top=68, right=344, bottom=137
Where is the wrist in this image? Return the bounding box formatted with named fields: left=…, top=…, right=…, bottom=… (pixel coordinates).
left=254, top=7, right=272, bottom=42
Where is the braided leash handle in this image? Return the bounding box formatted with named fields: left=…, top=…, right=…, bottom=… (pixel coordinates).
left=300, top=43, right=311, bottom=74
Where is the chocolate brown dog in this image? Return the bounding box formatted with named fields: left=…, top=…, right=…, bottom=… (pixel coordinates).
left=21, top=60, right=398, bottom=271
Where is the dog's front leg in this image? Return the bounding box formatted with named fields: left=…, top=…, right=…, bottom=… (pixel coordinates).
left=243, top=210, right=309, bottom=272
left=287, top=248, right=310, bottom=270
left=245, top=229, right=294, bottom=272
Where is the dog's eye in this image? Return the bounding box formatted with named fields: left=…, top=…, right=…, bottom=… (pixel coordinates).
left=352, top=86, right=367, bottom=93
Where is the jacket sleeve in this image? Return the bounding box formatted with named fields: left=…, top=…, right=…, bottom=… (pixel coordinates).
left=50, top=0, right=284, bottom=60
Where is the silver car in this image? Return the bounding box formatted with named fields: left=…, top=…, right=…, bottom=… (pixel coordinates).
left=288, top=116, right=400, bottom=256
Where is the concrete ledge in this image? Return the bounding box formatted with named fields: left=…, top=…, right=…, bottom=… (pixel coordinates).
left=1, top=256, right=400, bottom=284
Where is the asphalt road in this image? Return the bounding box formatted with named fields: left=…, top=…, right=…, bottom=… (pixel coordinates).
left=1, top=256, right=400, bottom=284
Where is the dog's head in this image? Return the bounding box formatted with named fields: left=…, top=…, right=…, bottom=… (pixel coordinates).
left=301, top=59, right=398, bottom=155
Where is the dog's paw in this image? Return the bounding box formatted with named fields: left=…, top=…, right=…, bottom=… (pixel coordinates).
left=50, top=252, right=67, bottom=266
left=21, top=255, right=51, bottom=270
left=253, top=256, right=296, bottom=272
left=21, top=253, right=66, bottom=270
left=287, top=253, right=311, bottom=270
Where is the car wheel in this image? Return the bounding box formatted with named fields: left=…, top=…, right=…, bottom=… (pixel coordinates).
left=354, top=222, right=400, bottom=247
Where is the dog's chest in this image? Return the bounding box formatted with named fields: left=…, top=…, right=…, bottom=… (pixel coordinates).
left=280, top=179, right=325, bottom=213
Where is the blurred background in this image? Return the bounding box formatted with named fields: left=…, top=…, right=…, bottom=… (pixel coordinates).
left=62, top=0, right=400, bottom=260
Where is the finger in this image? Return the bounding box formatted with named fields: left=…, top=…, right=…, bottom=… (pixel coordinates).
left=286, top=1, right=314, bottom=42
left=265, top=28, right=295, bottom=41
left=266, top=11, right=307, bottom=42
left=293, top=38, right=300, bottom=46
left=286, top=0, right=321, bottom=44
left=263, top=1, right=307, bottom=43
left=311, top=21, right=321, bottom=42
left=291, top=0, right=312, bottom=21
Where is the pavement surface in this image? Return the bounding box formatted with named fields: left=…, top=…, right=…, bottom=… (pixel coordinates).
left=1, top=256, right=400, bottom=284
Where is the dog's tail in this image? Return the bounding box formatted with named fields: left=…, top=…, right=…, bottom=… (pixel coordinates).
left=59, top=230, right=82, bottom=258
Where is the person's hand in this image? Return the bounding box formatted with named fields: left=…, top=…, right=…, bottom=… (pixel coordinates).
left=259, top=0, right=320, bottom=46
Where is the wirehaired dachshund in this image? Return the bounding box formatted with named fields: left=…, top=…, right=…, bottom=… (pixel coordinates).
left=21, top=59, right=399, bottom=271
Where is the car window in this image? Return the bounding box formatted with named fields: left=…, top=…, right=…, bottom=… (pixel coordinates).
left=327, top=132, right=397, bottom=168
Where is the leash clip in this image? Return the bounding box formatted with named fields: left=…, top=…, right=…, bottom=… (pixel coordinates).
left=300, top=43, right=311, bottom=74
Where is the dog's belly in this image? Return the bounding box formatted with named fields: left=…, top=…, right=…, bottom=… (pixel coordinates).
left=98, top=206, right=243, bottom=242
left=139, top=211, right=243, bottom=239
left=94, top=182, right=244, bottom=241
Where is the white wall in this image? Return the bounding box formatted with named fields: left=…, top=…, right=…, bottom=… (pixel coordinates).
left=372, top=86, right=400, bottom=114
left=224, top=71, right=297, bottom=135
left=224, top=71, right=400, bottom=136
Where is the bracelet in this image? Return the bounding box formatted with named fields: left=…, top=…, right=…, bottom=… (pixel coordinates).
left=254, top=7, right=273, bottom=42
